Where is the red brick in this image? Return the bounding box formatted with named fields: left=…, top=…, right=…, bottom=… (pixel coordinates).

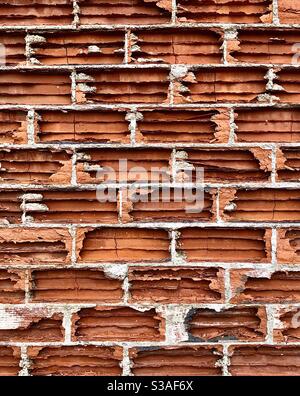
left=37, top=110, right=129, bottom=143
left=30, top=269, right=124, bottom=303
left=0, top=111, right=27, bottom=144
left=128, top=267, right=225, bottom=304
left=235, top=108, right=300, bottom=143
left=28, top=346, right=123, bottom=376
left=220, top=188, right=300, bottom=222
left=0, top=270, right=25, bottom=304
left=0, top=0, right=73, bottom=26
left=179, top=228, right=272, bottom=263
left=0, top=228, right=72, bottom=265
left=31, top=31, right=125, bottom=65
left=0, top=347, right=21, bottom=376
left=186, top=306, right=267, bottom=342
left=174, top=68, right=266, bottom=104
left=137, top=109, right=230, bottom=143
left=129, top=346, right=223, bottom=376
left=0, top=307, right=64, bottom=342
left=278, top=0, right=300, bottom=23
left=76, top=69, right=169, bottom=104
left=176, top=0, right=272, bottom=23
left=72, top=306, right=165, bottom=341
left=131, top=29, right=222, bottom=64
left=0, top=72, right=71, bottom=105
left=229, top=346, right=300, bottom=376
left=78, top=0, right=172, bottom=25
left=231, top=269, right=300, bottom=303
left=0, top=149, right=72, bottom=185
left=78, top=228, right=171, bottom=263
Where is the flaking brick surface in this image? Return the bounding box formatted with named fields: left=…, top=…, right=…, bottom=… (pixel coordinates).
left=0, top=0, right=300, bottom=378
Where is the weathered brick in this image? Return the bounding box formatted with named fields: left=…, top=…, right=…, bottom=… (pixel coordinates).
left=137, top=109, right=230, bottom=143
left=24, top=190, right=119, bottom=224
left=0, top=72, right=71, bottom=105
left=0, top=0, right=73, bottom=26
left=176, top=0, right=272, bottom=23
left=186, top=306, right=267, bottom=342
left=220, top=188, right=300, bottom=222
left=129, top=346, right=223, bottom=376
left=0, top=111, right=27, bottom=144
left=179, top=148, right=272, bottom=182
left=76, top=69, right=169, bottom=104
left=0, top=307, right=64, bottom=342
left=128, top=267, right=225, bottom=304
left=130, top=29, right=222, bottom=64
left=273, top=306, right=300, bottom=343
left=179, top=228, right=272, bottom=263
left=235, top=108, right=300, bottom=143
left=228, top=346, right=300, bottom=376
left=77, top=0, right=172, bottom=25
left=0, top=33, right=26, bottom=65
left=30, top=269, right=124, bottom=303
left=174, top=68, right=266, bottom=104
left=231, top=29, right=300, bottom=65
left=0, top=228, right=72, bottom=264
left=120, top=188, right=215, bottom=223
left=231, top=269, right=300, bottom=303
left=278, top=0, right=300, bottom=23
left=0, top=347, right=21, bottom=376
left=30, top=31, right=125, bottom=65
left=277, top=148, right=300, bottom=182
left=78, top=228, right=171, bottom=263
left=76, top=148, right=172, bottom=184
left=28, top=346, right=123, bottom=376
left=277, top=228, right=300, bottom=265
left=0, top=270, right=25, bottom=304
left=72, top=306, right=165, bottom=341
left=37, top=110, right=129, bottom=143
left=0, top=149, right=72, bottom=185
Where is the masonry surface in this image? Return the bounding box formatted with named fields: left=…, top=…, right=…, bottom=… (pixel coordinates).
left=0, top=0, right=300, bottom=377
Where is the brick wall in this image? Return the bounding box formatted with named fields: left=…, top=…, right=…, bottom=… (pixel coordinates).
left=0, top=0, right=300, bottom=377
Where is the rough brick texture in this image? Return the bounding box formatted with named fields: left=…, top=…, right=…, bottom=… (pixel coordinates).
left=0, top=0, right=300, bottom=378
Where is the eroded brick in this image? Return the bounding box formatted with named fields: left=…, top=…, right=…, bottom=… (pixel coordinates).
left=31, top=31, right=125, bottom=65
left=0, top=149, right=72, bottom=185
left=179, top=228, right=272, bottom=263
left=130, top=29, right=222, bottom=64
left=278, top=0, right=300, bottom=23
left=0, top=347, right=21, bottom=376
left=176, top=0, right=272, bottom=23
left=231, top=270, right=300, bottom=303
left=128, top=267, right=225, bottom=304
left=186, top=306, right=267, bottom=342
left=37, top=110, right=129, bottom=143
left=76, top=69, right=169, bottom=104
left=0, top=307, right=64, bottom=342
left=137, top=109, right=230, bottom=143
left=0, top=0, right=73, bottom=26
left=0, top=228, right=71, bottom=264
left=77, top=228, right=170, bottom=263
left=77, top=0, right=172, bottom=25
left=0, top=270, right=25, bottom=304
left=28, top=346, right=123, bottom=376
left=235, top=108, right=300, bottom=143
left=0, top=72, right=71, bottom=105
left=229, top=345, right=300, bottom=376
left=129, top=346, right=222, bottom=376
left=220, top=188, right=300, bottom=222
left=72, top=306, right=165, bottom=341
left=30, top=269, right=123, bottom=303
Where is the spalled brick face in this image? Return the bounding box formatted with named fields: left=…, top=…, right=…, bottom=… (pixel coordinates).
left=0, top=0, right=300, bottom=378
